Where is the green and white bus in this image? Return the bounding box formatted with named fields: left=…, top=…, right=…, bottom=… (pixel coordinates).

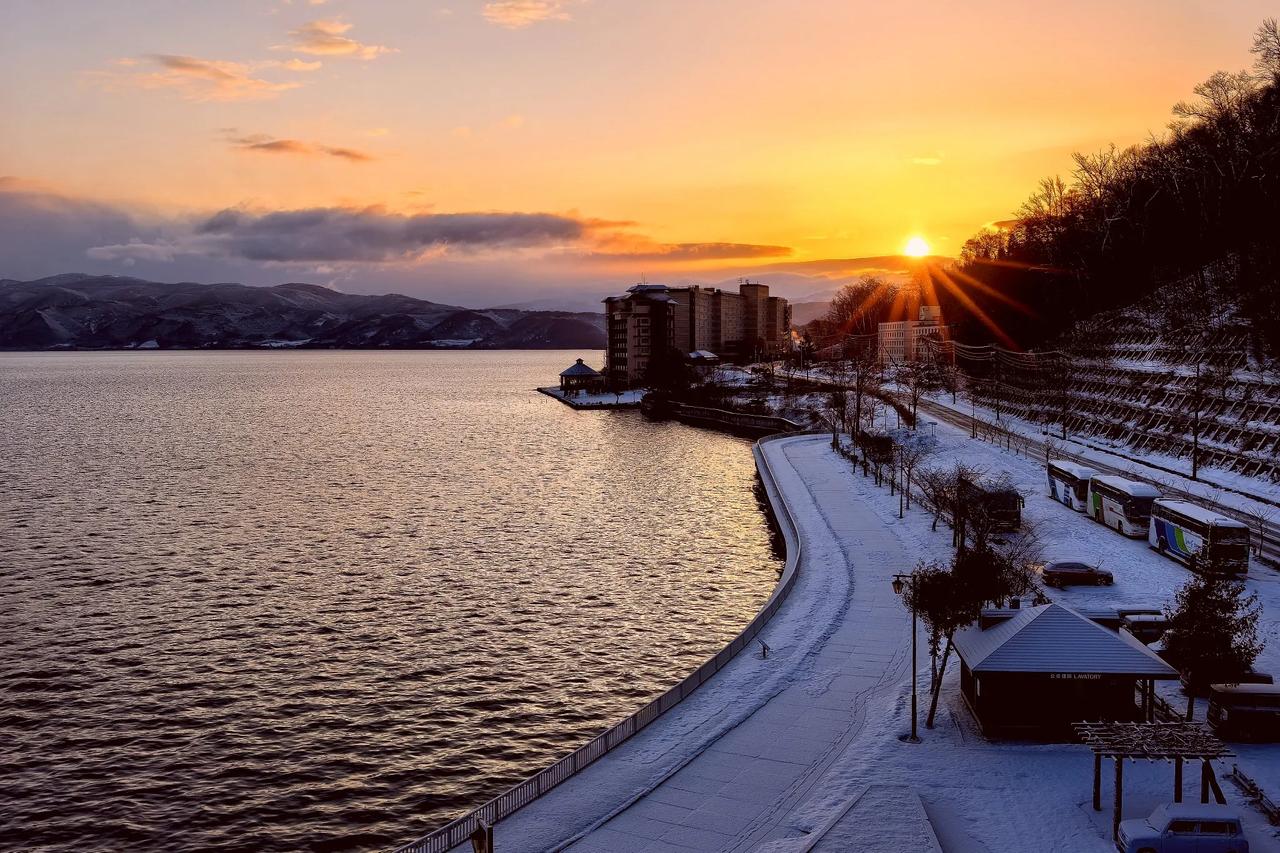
left=1046, top=459, right=1098, bottom=513
left=1087, top=475, right=1161, bottom=538
left=1149, top=499, right=1250, bottom=575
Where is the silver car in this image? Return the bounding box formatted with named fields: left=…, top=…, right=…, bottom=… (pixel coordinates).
left=1117, top=803, right=1248, bottom=853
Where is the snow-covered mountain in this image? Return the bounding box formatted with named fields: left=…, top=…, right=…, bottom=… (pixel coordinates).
left=0, top=275, right=606, bottom=350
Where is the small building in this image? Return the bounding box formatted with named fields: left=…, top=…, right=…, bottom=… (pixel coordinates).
left=559, top=359, right=605, bottom=396
left=954, top=603, right=1177, bottom=738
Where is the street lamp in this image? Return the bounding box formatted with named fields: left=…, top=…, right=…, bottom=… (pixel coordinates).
left=891, top=571, right=921, bottom=743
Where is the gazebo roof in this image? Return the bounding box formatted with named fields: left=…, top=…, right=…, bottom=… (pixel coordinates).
left=954, top=603, right=1177, bottom=677
left=560, top=359, right=601, bottom=377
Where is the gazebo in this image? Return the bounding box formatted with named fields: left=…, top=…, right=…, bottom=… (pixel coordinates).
left=559, top=359, right=605, bottom=397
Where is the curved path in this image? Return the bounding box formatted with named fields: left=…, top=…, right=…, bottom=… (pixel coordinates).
left=465, top=434, right=935, bottom=852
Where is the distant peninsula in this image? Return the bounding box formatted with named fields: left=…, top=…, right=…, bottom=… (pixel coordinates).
left=0, top=275, right=606, bottom=350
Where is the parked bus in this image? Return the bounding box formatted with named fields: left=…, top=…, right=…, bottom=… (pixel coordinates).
left=1087, top=475, right=1161, bottom=538
left=1149, top=499, right=1251, bottom=575
left=1046, top=459, right=1098, bottom=512
left=1207, top=683, right=1280, bottom=741
left=958, top=477, right=1023, bottom=531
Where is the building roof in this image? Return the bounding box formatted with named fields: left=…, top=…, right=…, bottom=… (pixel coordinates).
left=560, top=359, right=601, bottom=377
left=1154, top=499, right=1247, bottom=529
left=688, top=350, right=721, bottom=361
left=954, top=603, right=1177, bottom=677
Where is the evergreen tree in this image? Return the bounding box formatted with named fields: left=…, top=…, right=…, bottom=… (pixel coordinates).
left=1164, top=560, right=1264, bottom=719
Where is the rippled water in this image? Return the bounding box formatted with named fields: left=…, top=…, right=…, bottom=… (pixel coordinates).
left=0, top=350, right=780, bottom=852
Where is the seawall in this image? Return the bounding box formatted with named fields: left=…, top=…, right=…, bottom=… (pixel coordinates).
left=391, top=433, right=807, bottom=853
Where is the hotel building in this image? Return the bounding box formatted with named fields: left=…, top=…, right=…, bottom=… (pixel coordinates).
left=603, top=281, right=792, bottom=386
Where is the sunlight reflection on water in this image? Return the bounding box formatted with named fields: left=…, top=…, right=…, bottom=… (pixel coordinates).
left=0, top=350, right=780, bottom=852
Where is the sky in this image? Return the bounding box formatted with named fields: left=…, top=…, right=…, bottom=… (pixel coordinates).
left=1, top=0, right=1275, bottom=309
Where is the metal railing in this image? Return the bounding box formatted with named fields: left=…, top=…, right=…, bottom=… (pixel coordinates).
left=389, top=432, right=807, bottom=853
left=670, top=403, right=802, bottom=435
left=1229, top=764, right=1280, bottom=825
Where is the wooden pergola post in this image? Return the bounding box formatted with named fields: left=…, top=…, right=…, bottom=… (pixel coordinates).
left=1093, top=753, right=1102, bottom=811
left=1075, top=719, right=1234, bottom=841
left=1113, top=756, right=1124, bottom=841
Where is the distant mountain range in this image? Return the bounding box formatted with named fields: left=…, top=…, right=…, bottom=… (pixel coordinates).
left=0, top=275, right=606, bottom=350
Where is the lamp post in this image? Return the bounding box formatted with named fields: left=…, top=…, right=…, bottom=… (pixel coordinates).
left=891, top=572, right=921, bottom=743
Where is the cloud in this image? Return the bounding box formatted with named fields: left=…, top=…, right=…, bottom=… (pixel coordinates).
left=84, top=206, right=588, bottom=264
left=94, top=54, right=306, bottom=102
left=322, top=146, right=375, bottom=162
left=482, top=0, right=574, bottom=29
left=228, top=134, right=376, bottom=161
left=278, top=19, right=395, bottom=59
left=271, top=58, right=323, bottom=71
left=593, top=242, right=792, bottom=262
left=0, top=179, right=153, bottom=279
left=0, top=180, right=921, bottom=308
left=911, top=155, right=944, bottom=166
left=86, top=239, right=180, bottom=263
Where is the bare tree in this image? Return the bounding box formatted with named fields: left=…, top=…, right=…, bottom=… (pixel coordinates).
left=895, top=434, right=935, bottom=514
left=1170, top=347, right=1232, bottom=480
left=894, top=358, right=937, bottom=429
left=819, top=384, right=850, bottom=449
left=1241, top=504, right=1278, bottom=558
left=916, top=466, right=952, bottom=531
left=1038, top=352, right=1075, bottom=440
left=843, top=348, right=884, bottom=438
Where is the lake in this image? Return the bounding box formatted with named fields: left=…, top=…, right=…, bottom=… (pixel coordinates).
left=0, top=350, right=780, bottom=852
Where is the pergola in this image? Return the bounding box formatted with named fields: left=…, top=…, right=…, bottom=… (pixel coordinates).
left=1074, top=721, right=1235, bottom=840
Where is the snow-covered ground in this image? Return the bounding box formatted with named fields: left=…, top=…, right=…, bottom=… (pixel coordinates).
left=437, top=431, right=1280, bottom=852
left=877, top=413, right=1280, bottom=810
left=920, top=391, right=1280, bottom=512
left=537, top=386, right=645, bottom=408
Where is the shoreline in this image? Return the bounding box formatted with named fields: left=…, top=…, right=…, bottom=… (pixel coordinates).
left=393, top=433, right=806, bottom=853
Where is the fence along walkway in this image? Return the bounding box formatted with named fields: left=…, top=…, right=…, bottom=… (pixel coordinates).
left=389, top=432, right=806, bottom=853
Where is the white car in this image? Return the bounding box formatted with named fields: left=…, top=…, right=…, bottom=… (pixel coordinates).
left=1117, top=803, right=1248, bottom=853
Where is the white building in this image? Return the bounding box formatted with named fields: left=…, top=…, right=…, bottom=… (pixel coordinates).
left=877, top=305, right=948, bottom=363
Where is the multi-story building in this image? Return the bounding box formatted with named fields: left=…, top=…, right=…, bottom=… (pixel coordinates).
left=877, top=305, right=949, bottom=364
left=603, top=280, right=790, bottom=386
left=602, top=285, right=677, bottom=386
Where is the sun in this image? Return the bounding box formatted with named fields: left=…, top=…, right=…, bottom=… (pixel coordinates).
left=903, top=236, right=931, bottom=257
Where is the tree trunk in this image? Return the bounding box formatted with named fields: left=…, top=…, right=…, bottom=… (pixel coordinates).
left=926, top=636, right=953, bottom=728
left=1186, top=688, right=1195, bottom=721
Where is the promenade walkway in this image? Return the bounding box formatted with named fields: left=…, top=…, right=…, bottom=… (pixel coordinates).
left=465, top=434, right=938, bottom=852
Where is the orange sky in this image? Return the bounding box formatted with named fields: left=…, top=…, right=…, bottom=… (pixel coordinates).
left=1, top=0, right=1274, bottom=306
